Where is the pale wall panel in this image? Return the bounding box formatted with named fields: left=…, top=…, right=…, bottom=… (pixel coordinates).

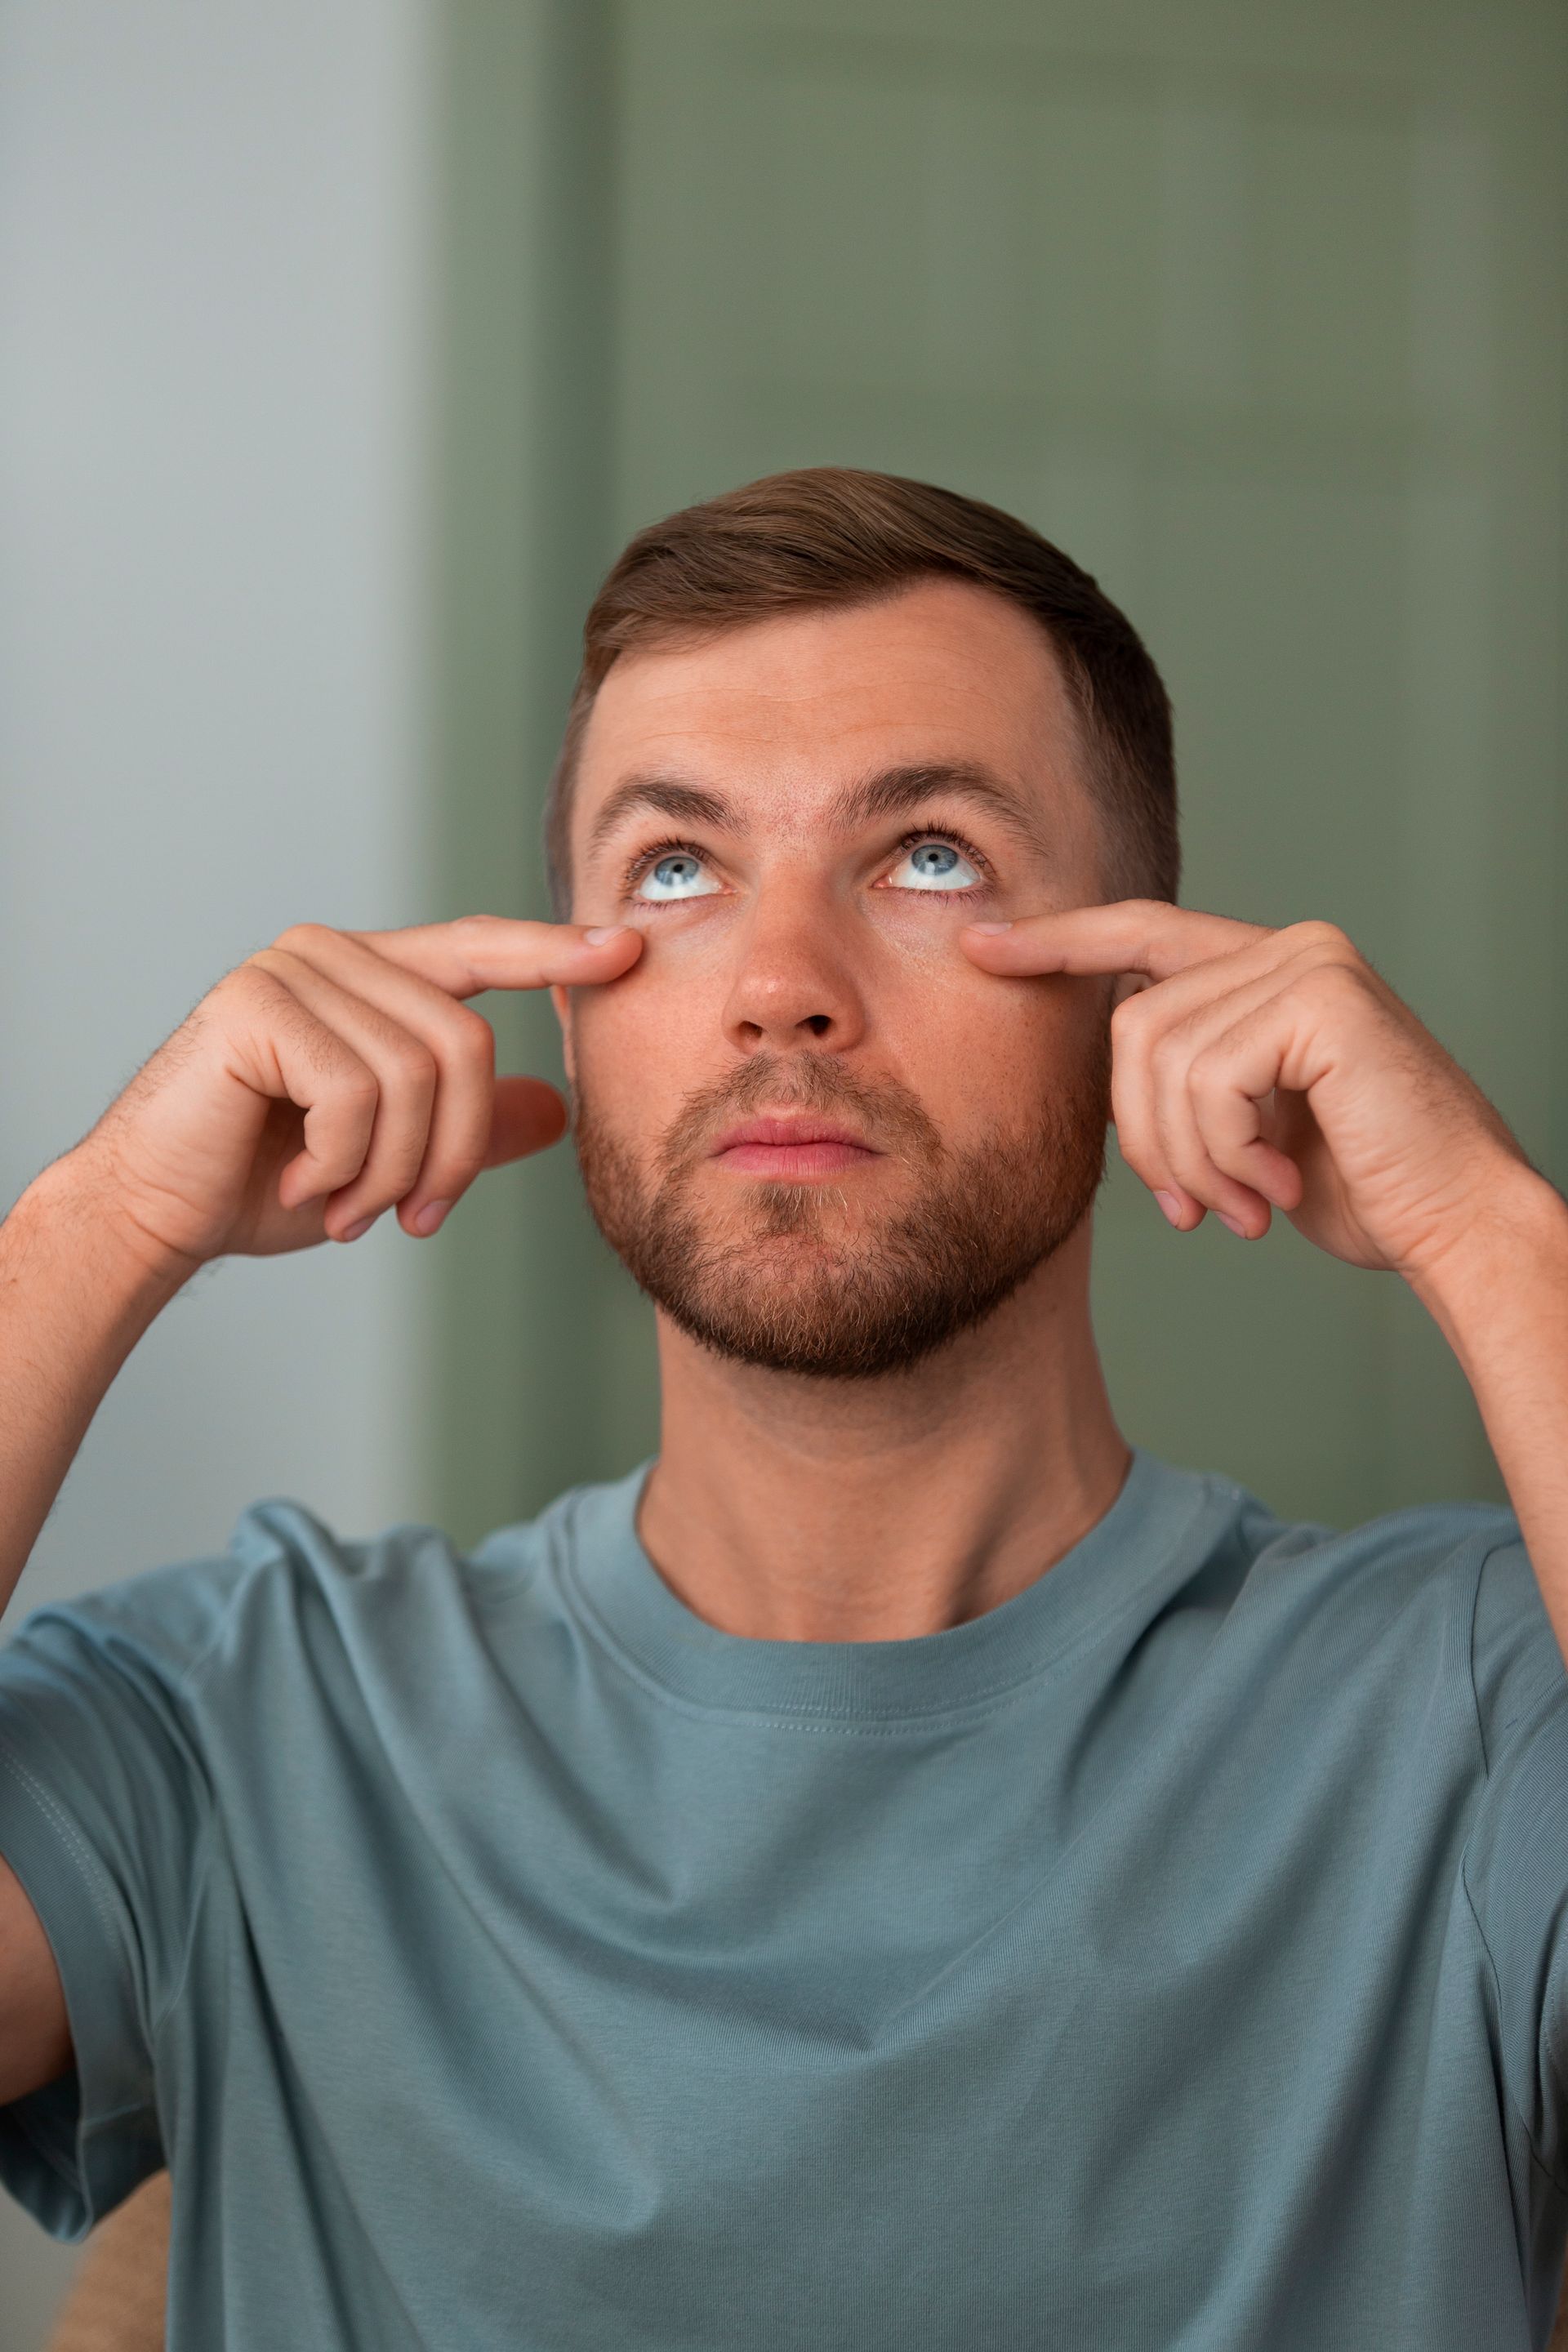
left=0, top=1, right=436, bottom=2337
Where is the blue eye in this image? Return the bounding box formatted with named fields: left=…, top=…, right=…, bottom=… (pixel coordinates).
left=887, top=839, right=981, bottom=893
left=635, top=851, right=721, bottom=902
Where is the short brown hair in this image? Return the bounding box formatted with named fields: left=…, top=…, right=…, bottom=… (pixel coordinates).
left=544, top=466, right=1178, bottom=914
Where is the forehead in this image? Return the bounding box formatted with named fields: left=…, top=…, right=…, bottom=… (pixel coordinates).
left=572, top=577, right=1086, bottom=840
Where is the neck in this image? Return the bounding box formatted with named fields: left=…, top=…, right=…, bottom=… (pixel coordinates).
left=635, top=1217, right=1130, bottom=1642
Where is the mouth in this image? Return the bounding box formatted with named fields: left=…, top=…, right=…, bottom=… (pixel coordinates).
left=709, top=1115, right=884, bottom=1179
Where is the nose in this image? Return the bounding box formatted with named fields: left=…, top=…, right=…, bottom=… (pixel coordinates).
left=719, top=881, right=868, bottom=1058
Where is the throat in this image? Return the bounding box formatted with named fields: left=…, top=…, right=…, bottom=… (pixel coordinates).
left=636, top=1250, right=1129, bottom=1643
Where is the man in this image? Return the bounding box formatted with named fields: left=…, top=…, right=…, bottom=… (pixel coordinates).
left=2, top=468, right=1566, bottom=2350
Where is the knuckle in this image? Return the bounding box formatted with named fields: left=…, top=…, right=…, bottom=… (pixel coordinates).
left=271, top=920, right=335, bottom=956
left=230, top=958, right=328, bottom=1045
left=1298, top=959, right=1360, bottom=1011
left=1147, top=1021, right=1192, bottom=1076
left=444, top=1005, right=496, bottom=1070
left=350, top=1145, right=425, bottom=1210
left=390, top=1038, right=439, bottom=1094
left=332, top=1063, right=381, bottom=1110
left=1108, top=1102, right=1155, bottom=1175
left=1116, top=1137, right=1159, bottom=1186
left=282, top=1007, right=369, bottom=1089
left=310, top=1138, right=376, bottom=1199
left=1288, top=917, right=1352, bottom=960
left=238, top=947, right=296, bottom=991
left=428, top=1107, right=494, bottom=1188
left=353, top=1140, right=434, bottom=1209
left=1109, top=995, right=1146, bottom=1048
left=1188, top=1053, right=1231, bottom=1105
left=379, top=1147, right=430, bottom=1198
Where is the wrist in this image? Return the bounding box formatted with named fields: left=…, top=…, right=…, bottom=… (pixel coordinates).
left=12, top=1152, right=200, bottom=1320
left=0, top=1155, right=195, bottom=1610
left=1405, top=1162, right=1568, bottom=1346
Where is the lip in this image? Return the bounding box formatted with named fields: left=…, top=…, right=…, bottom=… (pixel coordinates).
left=710, top=1116, right=883, bottom=1178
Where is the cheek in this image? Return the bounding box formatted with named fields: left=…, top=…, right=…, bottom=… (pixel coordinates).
left=568, top=970, right=713, bottom=1125
left=884, top=969, right=1105, bottom=1122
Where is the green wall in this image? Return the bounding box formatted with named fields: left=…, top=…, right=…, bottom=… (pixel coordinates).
left=425, top=0, right=1567, bottom=1548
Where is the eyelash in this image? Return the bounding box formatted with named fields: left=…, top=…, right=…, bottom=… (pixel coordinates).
left=619, top=826, right=996, bottom=902
left=883, top=823, right=994, bottom=898
left=619, top=835, right=711, bottom=899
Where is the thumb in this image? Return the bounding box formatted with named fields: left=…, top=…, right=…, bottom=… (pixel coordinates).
left=481, top=1076, right=570, bottom=1169
left=1111, top=973, right=1153, bottom=1010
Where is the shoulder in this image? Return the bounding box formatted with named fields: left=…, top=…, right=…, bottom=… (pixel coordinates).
left=0, top=1496, right=532, bottom=1699
left=1193, top=1470, right=1528, bottom=1700
left=1, top=1472, right=630, bottom=1720
left=1238, top=1488, right=1517, bottom=1606
left=1298, top=1498, right=1563, bottom=1756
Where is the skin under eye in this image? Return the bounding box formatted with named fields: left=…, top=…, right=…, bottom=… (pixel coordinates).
left=631, top=849, right=724, bottom=903
left=884, top=837, right=984, bottom=893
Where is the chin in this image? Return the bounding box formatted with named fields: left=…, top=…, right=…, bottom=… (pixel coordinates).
left=573, top=1047, right=1112, bottom=1381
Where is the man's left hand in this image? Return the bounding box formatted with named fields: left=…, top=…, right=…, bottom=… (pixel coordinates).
left=961, top=902, right=1535, bottom=1285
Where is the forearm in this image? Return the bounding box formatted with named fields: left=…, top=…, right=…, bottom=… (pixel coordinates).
left=1410, top=1169, right=1568, bottom=1662
left=0, top=1154, right=190, bottom=1617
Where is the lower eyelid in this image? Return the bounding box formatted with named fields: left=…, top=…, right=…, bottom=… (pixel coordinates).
left=882, top=873, right=990, bottom=897
left=886, top=844, right=987, bottom=890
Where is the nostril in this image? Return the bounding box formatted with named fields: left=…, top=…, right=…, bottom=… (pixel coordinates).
left=802, top=1014, right=832, bottom=1037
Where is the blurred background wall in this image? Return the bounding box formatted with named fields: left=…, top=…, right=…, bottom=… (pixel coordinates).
left=435, top=0, right=1567, bottom=1548
left=2, top=0, right=1564, bottom=2341
left=0, top=0, right=436, bottom=2335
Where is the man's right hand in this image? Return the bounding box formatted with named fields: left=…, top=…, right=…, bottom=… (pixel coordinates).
left=0, top=919, right=648, bottom=2023
left=66, top=915, right=643, bottom=1279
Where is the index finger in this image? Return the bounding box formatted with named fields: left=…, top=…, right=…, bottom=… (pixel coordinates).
left=960, top=900, right=1271, bottom=984
left=348, top=915, right=644, bottom=999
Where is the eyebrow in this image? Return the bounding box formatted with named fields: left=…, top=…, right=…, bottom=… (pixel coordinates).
left=586, top=777, right=734, bottom=858
left=584, top=763, right=1054, bottom=862
left=826, top=763, right=1053, bottom=856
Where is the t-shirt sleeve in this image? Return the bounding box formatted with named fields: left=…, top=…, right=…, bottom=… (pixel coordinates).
left=1463, top=1532, right=1568, bottom=2186
left=0, top=1578, right=220, bottom=2240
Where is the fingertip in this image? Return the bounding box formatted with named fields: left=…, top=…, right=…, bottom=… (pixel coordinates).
left=959, top=921, right=1058, bottom=976
left=1157, top=1187, right=1207, bottom=1232
left=959, top=921, right=1017, bottom=962
left=1249, top=1147, right=1303, bottom=1214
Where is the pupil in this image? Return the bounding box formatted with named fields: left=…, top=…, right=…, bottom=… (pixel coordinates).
left=912, top=843, right=957, bottom=876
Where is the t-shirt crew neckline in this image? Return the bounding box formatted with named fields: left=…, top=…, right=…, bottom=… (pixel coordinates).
left=554, top=1445, right=1215, bottom=1726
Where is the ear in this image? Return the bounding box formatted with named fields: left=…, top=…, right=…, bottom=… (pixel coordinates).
left=550, top=982, right=577, bottom=1085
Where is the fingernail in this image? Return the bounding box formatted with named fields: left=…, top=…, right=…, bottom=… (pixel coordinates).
left=964, top=920, right=1014, bottom=935
left=337, top=1214, right=376, bottom=1244
left=1153, top=1189, right=1183, bottom=1226
left=582, top=924, right=631, bottom=947
left=412, top=1198, right=452, bottom=1237
left=1217, top=1213, right=1249, bottom=1238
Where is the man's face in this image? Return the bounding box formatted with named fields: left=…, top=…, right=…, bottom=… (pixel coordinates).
left=556, top=577, right=1114, bottom=1379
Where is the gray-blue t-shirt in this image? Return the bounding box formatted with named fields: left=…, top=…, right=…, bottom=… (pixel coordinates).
left=1, top=1447, right=1566, bottom=2348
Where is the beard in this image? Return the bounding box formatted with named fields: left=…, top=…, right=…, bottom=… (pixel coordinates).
left=572, top=1036, right=1111, bottom=1382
